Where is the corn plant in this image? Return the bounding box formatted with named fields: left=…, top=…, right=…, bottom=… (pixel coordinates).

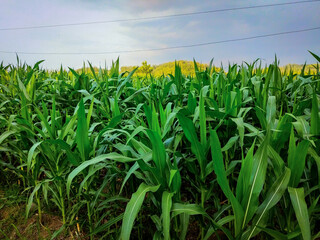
left=0, top=52, right=320, bottom=239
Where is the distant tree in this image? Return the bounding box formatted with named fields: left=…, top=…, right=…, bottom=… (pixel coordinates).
left=139, top=61, right=153, bottom=76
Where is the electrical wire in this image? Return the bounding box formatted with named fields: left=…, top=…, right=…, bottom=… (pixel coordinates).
left=1, top=26, right=319, bottom=55
left=0, top=0, right=319, bottom=31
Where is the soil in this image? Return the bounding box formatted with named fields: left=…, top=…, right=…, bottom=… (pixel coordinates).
left=0, top=203, right=78, bottom=240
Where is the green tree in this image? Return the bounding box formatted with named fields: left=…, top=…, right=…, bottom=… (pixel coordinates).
left=139, top=61, right=153, bottom=76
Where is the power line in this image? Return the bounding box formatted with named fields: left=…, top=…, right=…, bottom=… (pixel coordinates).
left=0, top=0, right=319, bottom=31
left=1, top=26, right=319, bottom=55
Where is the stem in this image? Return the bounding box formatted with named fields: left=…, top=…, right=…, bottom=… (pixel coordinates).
left=59, top=184, right=66, bottom=224
left=200, top=186, right=206, bottom=240
left=87, top=201, right=93, bottom=240
left=36, top=191, right=42, bottom=224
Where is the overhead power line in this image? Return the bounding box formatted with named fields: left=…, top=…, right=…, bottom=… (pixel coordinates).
left=1, top=26, right=319, bottom=55
left=0, top=0, right=319, bottom=31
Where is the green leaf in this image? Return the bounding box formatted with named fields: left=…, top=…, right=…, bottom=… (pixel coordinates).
left=288, top=187, right=311, bottom=240
left=217, top=215, right=235, bottom=226
left=151, top=105, right=161, bottom=137
left=117, top=67, right=138, bottom=95
left=210, top=130, right=244, bottom=235
left=310, top=92, right=320, bottom=136
left=147, top=130, right=167, bottom=180
left=35, top=106, right=54, bottom=139
left=67, top=153, right=137, bottom=196
left=258, top=227, right=287, bottom=240
left=27, top=142, right=42, bottom=171
left=120, top=183, right=160, bottom=240
left=309, top=50, right=320, bottom=62
left=267, top=145, right=285, bottom=177
left=231, top=118, right=244, bottom=148
left=266, top=96, right=276, bottom=127
left=26, top=184, right=41, bottom=218
left=236, top=141, right=255, bottom=202
left=308, top=147, right=320, bottom=185
left=288, top=137, right=309, bottom=187
left=76, top=98, right=90, bottom=161
left=51, top=95, right=56, bottom=138
left=179, top=213, right=190, bottom=240
left=162, top=191, right=173, bottom=240
left=0, top=130, right=15, bottom=145
left=241, top=134, right=269, bottom=229
left=242, top=167, right=291, bottom=239
left=199, top=89, right=207, bottom=146
left=177, top=112, right=206, bottom=180
left=171, top=203, right=207, bottom=218
left=221, top=136, right=239, bottom=152
left=87, top=96, right=95, bottom=128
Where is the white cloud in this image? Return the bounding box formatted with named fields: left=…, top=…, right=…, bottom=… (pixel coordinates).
left=0, top=0, right=319, bottom=68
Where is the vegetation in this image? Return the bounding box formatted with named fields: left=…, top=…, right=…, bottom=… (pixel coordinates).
left=120, top=60, right=317, bottom=78
left=121, top=60, right=209, bottom=77
left=81, top=60, right=317, bottom=78
left=0, top=53, right=320, bottom=239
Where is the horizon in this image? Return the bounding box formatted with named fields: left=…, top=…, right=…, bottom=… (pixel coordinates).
left=2, top=56, right=318, bottom=71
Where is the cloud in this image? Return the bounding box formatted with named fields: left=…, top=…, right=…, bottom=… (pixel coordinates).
left=0, top=0, right=319, bottom=68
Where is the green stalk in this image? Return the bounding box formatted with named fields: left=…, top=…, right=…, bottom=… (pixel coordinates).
left=87, top=200, right=93, bottom=240
left=85, top=181, right=93, bottom=240
left=59, top=183, right=66, bottom=224
left=200, top=186, right=206, bottom=240
left=36, top=191, right=42, bottom=224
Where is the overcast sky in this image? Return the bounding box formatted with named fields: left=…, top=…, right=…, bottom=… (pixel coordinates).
left=1, top=0, right=320, bottom=69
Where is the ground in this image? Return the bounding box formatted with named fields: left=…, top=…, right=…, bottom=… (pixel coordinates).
left=0, top=187, right=81, bottom=240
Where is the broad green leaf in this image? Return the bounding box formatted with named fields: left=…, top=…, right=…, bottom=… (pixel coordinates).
left=288, top=187, right=311, bottom=240
left=147, top=130, right=167, bottom=180
left=199, top=89, right=207, bottom=146
left=151, top=105, right=161, bottom=137
left=236, top=141, right=255, bottom=202
left=67, top=153, right=137, bottom=196
left=0, top=130, right=15, bottom=145
left=76, top=98, right=90, bottom=161
left=162, top=191, right=173, bottom=240
left=241, top=134, right=269, bottom=229
left=266, top=96, right=276, bottom=127
left=117, top=67, right=138, bottom=95
left=308, top=147, right=320, bottom=185
left=242, top=167, right=291, bottom=239
left=120, top=183, right=160, bottom=240
left=267, top=145, right=285, bottom=177
left=35, top=106, right=54, bottom=139
left=179, top=213, right=190, bottom=240
left=177, top=112, right=206, bottom=180
left=258, top=227, right=288, bottom=240
left=231, top=118, right=244, bottom=147
left=210, top=130, right=244, bottom=235
left=27, top=141, right=42, bottom=171
left=171, top=203, right=207, bottom=218
left=310, top=92, right=320, bottom=136
left=26, top=183, right=41, bottom=219
left=309, top=50, right=320, bottom=62
left=221, top=136, right=239, bottom=152
left=51, top=95, right=56, bottom=138
left=87, top=96, right=95, bottom=128
left=288, top=137, right=310, bottom=187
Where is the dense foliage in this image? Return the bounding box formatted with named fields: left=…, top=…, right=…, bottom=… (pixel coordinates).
left=121, top=60, right=211, bottom=77
left=0, top=53, right=320, bottom=239
left=120, top=60, right=317, bottom=78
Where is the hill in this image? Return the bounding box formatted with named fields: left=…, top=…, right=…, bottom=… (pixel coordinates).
left=120, top=60, right=210, bottom=77
left=76, top=60, right=318, bottom=77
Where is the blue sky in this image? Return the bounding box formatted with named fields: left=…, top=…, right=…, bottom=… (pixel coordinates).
left=1, top=0, right=320, bottom=69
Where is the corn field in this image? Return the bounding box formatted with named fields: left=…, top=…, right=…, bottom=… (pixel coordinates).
left=0, top=53, right=320, bottom=240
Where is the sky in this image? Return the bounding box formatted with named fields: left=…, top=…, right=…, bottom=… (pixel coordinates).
left=1, top=0, right=320, bottom=69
